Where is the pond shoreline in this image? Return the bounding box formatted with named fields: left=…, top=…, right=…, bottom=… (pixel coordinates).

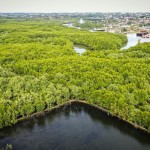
left=74, top=44, right=87, bottom=54
left=13, top=100, right=150, bottom=135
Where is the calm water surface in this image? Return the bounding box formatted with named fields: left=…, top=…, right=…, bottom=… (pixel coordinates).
left=121, top=33, right=150, bottom=49
left=0, top=103, right=150, bottom=150
left=74, top=45, right=86, bottom=54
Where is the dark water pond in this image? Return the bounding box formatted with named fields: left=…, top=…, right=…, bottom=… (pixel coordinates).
left=0, top=103, right=150, bottom=150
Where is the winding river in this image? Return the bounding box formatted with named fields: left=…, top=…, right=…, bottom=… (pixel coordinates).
left=0, top=103, right=150, bottom=150
left=74, top=33, right=150, bottom=54
left=121, top=33, right=150, bottom=50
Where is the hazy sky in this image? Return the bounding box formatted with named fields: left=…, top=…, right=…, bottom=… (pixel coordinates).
left=0, top=0, right=150, bottom=13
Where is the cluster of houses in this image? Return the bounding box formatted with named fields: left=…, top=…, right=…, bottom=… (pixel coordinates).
left=137, top=31, right=150, bottom=38
left=81, top=13, right=150, bottom=38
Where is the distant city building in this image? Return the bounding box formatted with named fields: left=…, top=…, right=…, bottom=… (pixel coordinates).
left=79, top=18, right=85, bottom=24
left=137, top=30, right=148, bottom=37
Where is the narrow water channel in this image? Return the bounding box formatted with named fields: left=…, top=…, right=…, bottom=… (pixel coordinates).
left=0, top=103, right=150, bottom=150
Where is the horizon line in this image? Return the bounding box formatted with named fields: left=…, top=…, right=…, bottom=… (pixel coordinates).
left=0, top=11, right=150, bottom=14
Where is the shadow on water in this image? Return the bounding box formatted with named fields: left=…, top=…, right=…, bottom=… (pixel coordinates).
left=0, top=102, right=150, bottom=150
left=81, top=103, right=150, bottom=144
left=58, top=103, right=150, bottom=145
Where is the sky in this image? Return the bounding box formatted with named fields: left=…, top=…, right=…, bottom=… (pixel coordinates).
left=0, top=0, right=150, bottom=13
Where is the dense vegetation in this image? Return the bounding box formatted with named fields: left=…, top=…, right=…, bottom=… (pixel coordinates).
left=0, top=19, right=150, bottom=131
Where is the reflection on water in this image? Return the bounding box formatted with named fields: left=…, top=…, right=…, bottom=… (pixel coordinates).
left=121, top=33, right=150, bottom=49
left=74, top=45, right=86, bottom=54
left=0, top=103, right=150, bottom=150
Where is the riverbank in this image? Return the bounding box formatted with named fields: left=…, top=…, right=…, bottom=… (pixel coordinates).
left=1, top=100, right=150, bottom=150
left=121, top=33, right=150, bottom=49
left=16, top=100, right=150, bottom=135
